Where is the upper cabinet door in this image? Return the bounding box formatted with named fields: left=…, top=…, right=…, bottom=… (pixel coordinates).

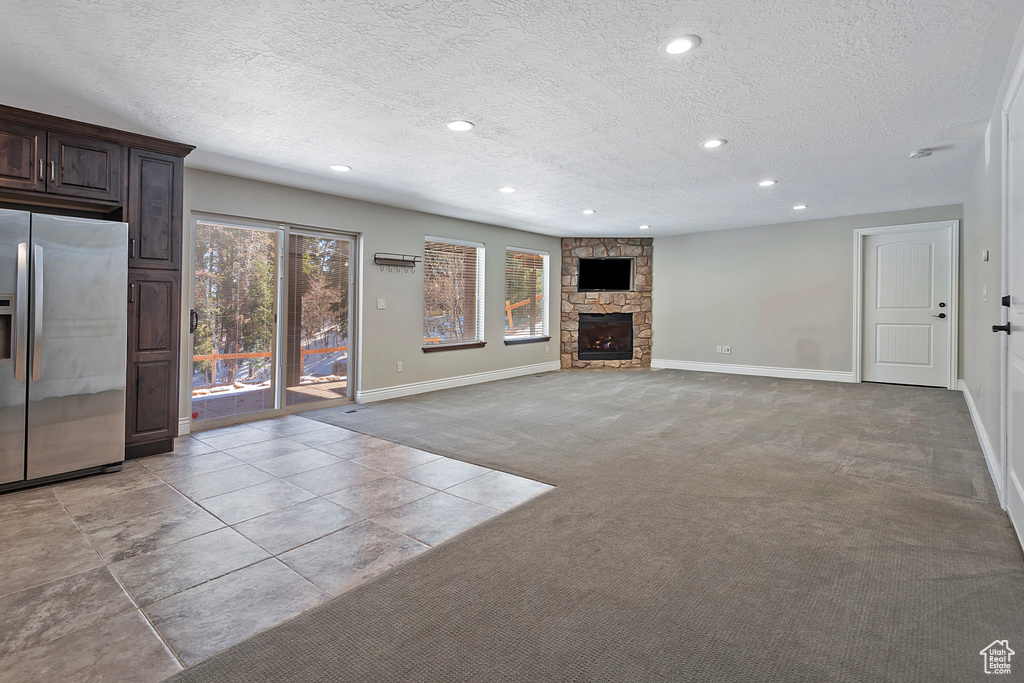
left=46, top=131, right=124, bottom=202
left=128, top=149, right=183, bottom=270
left=0, top=121, right=45, bottom=192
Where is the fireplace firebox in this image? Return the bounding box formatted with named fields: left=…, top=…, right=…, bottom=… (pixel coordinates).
left=578, top=313, right=633, bottom=360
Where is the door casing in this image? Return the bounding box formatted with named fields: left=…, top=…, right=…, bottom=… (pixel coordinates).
left=853, top=220, right=959, bottom=390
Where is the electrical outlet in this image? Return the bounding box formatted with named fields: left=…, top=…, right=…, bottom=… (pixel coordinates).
left=722, top=345, right=731, bottom=355
left=377, top=299, right=386, bottom=310
left=984, top=285, right=988, bottom=303
left=716, top=345, right=722, bottom=354
left=545, top=344, right=550, bottom=354
left=396, top=361, right=403, bottom=373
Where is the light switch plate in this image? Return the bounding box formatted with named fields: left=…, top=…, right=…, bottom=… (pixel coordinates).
left=377, top=299, right=386, bottom=309
left=982, top=250, right=990, bottom=262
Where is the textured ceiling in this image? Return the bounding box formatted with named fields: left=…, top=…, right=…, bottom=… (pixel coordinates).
left=1, top=0, right=1022, bottom=236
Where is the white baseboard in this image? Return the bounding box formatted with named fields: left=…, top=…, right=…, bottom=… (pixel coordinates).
left=958, top=380, right=1004, bottom=508
left=355, top=361, right=561, bottom=404
left=177, top=417, right=191, bottom=436
left=651, top=359, right=855, bottom=384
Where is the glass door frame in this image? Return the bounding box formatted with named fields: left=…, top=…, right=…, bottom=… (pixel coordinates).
left=187, top=212, right=359, bottom=432
left=280, top=227, right=357, bottom=412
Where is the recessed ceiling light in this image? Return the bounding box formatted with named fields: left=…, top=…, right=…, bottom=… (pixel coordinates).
left=793, top=204, right=808, bottom=210
left=639, top=225, right=650, bottom=230
left=661, top=35, right=701, bottom=55
left=582, top=209, right=595, bottom=215
left=447, top=120, right=474, bottom=132
left=702, top=139, right=726, bottom=149
left=329, top=164, right=351, bottom=172
left=758, top=179, right=777, bottom=187
left=499, top=187, right=516, bottom=193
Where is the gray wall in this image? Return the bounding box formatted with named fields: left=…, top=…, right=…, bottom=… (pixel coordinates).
left=961, top=127, right=1004, bottom=454
left=180, top=169, right=561, bottom=421
left=652, top=205, right=963, bottom=373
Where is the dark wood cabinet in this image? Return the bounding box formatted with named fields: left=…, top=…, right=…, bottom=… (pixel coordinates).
left=128, top=149, right=182, bottom=270
left=0, top=121, right=45, bottom=193
left=0, top=105, right=192, bottom=459
left=0, top=121, right=125, bottom=202
left=126, top=269, right=181, bottom=446
left=47, top=131, right=124, bottom=203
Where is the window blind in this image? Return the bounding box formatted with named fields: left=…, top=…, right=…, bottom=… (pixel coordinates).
left=504, top=248, right=549, bottom=339
left=423, top=239, right=485, bottom=346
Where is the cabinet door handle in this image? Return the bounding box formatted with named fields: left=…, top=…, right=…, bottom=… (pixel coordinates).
left=38, top=158, right=44, bottom=181
left=130, top=239, right=136, bottom=258
left=129, top=282, right=135, bottom=303
left=49, top=161, right=55, bottom=183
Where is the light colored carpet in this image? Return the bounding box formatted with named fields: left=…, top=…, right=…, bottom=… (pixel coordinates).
left=169, top=369, right=1024, bottom=682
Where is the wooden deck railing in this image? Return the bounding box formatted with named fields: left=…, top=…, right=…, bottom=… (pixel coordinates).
left=194, top=294, right=540, bottom=364
left=193, top=345, right=348, bottom=362
left=505, top=293, right=542, bottom=328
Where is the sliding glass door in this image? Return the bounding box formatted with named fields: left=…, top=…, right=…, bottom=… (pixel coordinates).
left=192, top=220, right=279, bottom=421
left=191, top=219, right=356, bottom=425
left=285, top=231, right=353, bottom=406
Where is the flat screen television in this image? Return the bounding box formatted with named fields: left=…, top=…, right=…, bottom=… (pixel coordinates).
left=577, top=257, right=634, bottom=292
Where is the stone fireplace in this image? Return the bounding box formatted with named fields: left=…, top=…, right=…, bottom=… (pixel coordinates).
left=560, top=238, right=652, bottom=369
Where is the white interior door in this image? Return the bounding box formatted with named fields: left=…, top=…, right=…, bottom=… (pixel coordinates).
left=862, top=225, right=954, bottom=388
left=1003, top=86, right=1024, bottom=534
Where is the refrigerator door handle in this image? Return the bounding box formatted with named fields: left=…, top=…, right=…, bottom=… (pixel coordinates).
left=31, top=245, right=43, bottom=381
left=14, top=242, right=28, bottom=382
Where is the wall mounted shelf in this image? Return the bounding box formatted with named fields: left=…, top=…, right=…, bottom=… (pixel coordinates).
left=374, top=253, right=421, bottom=271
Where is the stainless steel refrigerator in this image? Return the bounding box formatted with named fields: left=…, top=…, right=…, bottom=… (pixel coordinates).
left=0, top=209, right=127, bottom=489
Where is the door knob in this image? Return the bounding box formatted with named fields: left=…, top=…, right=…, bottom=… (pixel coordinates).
left=993, top=323, right=1012, bottom=335
left=932, top=313, right=946, bottom=319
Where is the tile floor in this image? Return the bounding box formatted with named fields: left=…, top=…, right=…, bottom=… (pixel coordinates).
left=0, top=414, right=553, bottom=682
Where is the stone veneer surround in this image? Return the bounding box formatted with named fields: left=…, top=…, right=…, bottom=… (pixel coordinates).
left=560, top=238, right=653, bottom=369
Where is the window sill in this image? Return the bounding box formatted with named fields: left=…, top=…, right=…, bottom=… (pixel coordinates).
left=503, top=336, right=551, bottom=346
left=422, top=341, right=487, bottom=353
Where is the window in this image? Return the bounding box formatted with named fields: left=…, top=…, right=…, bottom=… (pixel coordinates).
left=423, top=237, right=485, bottom=348
left=504, top=247, right=549, bottom=342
